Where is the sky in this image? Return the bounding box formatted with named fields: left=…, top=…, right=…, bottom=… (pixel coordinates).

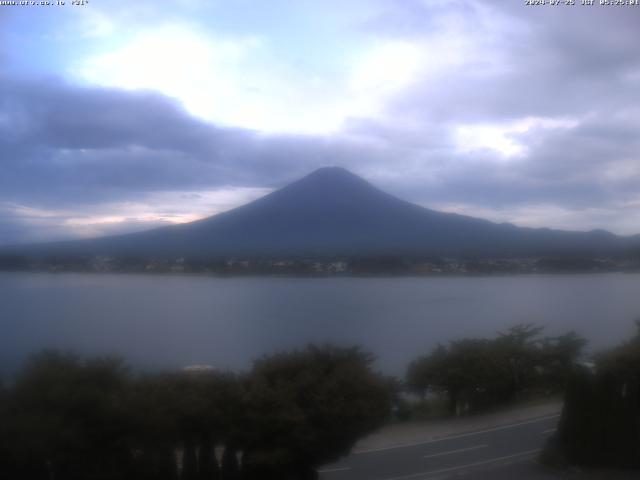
left=1, top=0, right=639, bottom=245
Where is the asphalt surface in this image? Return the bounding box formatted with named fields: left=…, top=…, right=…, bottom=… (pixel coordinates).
left=318, top=413, right=563, bottom=480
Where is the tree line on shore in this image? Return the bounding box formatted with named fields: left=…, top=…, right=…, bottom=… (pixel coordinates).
left=3, top=253, right=640, bottom=275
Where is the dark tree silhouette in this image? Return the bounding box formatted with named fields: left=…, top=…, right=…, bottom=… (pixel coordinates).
left=407, top=325, right=586, bottom=415
left=547, top=321, right=640, bottom=468
left=197, top=434, right=219, bottom=479
left=3, top=351, right=132, bottom=480
left=221, top=445, right=240, bottom=480
left=1, top=345, right=389, bottom=480
left=241, top=345, right=391, bottom=479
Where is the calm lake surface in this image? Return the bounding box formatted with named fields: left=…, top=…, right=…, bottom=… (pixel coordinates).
left=1, top=272, right=640, bottom=377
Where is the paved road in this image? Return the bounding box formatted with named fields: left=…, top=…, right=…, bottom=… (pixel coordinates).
left=318, top=413, right=562, bottom=480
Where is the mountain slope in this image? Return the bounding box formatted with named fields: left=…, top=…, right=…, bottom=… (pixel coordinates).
left=9, top=167, right=640, bottom=258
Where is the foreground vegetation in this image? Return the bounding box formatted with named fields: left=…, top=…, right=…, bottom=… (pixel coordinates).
left=406, top=324, right=586, bottom=416
left=543, top=322, right=640, bottom=469
left=0, top=346, right=390, bottom=480
left=407, top=323, right=640, bottom=471
left=3, top=321, right=639, bottom=478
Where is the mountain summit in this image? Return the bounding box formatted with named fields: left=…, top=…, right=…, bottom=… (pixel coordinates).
left=11, top=167, right=640, bottom=258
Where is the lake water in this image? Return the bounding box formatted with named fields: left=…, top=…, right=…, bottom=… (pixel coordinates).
left=1, top=272, right=639, bottom=377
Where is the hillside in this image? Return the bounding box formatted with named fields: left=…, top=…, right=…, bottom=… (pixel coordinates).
left=7, top=167, right=639, bottom=259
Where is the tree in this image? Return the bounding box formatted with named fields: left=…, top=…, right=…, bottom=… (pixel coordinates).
left=408, top=338, right=515, bottom=415
left=221, top=445, right=240, bottom=480
left=0, top=378, right=12, bottom=478
left=241, top=345, right=391, bottom=479
left=2, top=346, right=391, bottom=480
left=539, top=331, right=587, bottom=392
left=197, top=433, right=219, bottom=480
left=5, top=351, right=132, bottom=480
left=126, top=373, right=181, bottom=480
left=407, top=325, right=585, bottom=416
left=406, top=344, right=448, bottom=399
left=544, top=322, right=640, bottom=468
left=127, top=369, right=242, bottom=480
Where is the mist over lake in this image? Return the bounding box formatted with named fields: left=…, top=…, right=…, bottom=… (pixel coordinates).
left=1, top=272, right=639, bottom=378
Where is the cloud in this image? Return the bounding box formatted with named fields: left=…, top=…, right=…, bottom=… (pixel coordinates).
left=71, top=19, right=436, bottom=134
left=73, top=24, right=270, bottom=128
left=0, top=186, right=271, bottom=246
left=0, top=74, right=384, bottom=244
left=1, top=1, right=640, bottom=243
left=381, top=2, right=640, bottom=124
left=453, top=117, right=581, bottom=158
left=430, top=201, right=640, bottom=237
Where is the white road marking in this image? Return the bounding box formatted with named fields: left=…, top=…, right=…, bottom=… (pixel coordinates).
left=423, top=443, right=488, bottom=459
left=382, top=449, right=541, bottom=480
left=317, top=466, right=351, bottom=474
left=541, top=428, right=556, bottom=435
left=354, top=413, right=560, bottom=454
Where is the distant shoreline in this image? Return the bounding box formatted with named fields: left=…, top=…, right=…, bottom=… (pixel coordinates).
left=2, top=268, right=640, bottom=278
left=2, top=252, right=640, bottom=277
